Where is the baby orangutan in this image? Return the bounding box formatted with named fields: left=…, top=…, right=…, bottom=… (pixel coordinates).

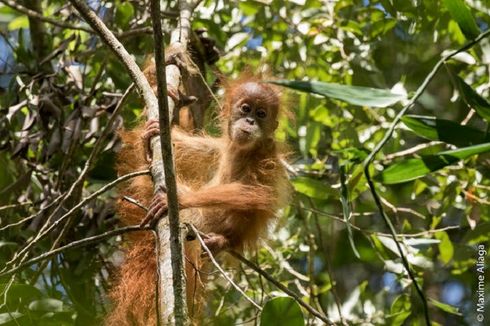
left=142, top=80, right=288, bottom=253
left=107, top=77, right=289, bottom=325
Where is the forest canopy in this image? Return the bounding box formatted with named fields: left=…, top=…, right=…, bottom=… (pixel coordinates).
left=0, top=0, right=489, bottom=325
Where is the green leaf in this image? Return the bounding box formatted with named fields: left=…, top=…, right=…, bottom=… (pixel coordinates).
left=401, top=115, right=489, bottom=147
left=260, top=297, right=305, bottom=326
left=454, top=75, right=490, bottom=122
left=461, top=222, right=490, bottom=245
left=115, top=2, right=134, bottom=28
left=28, top=299, right=64, bottom=312
left=435, top=231, right=454, bottom=264
left=443, top=0, right=480, bottom=39
left=239, top=2, right=260, bottom=15
left=388, top=295, right=411, bottom=326
left=429, top=298, right=462, bottom=316
left=377, top=142, right=490, bottom=184
left=271, top=80, right=406, bottom=108
left=292, top=176, right=334, bottom=199
left=0, top=284, right=42, bottom=305
left=8, top=16, right=28, bottom=30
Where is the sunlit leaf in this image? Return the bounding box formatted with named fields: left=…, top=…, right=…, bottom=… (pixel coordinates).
left=0, top=312, right=23, bottom=324
left=388, top=295, right=411, bottom=326
left=292, top=176, right=335, bottom=199
left=443, top=0, right=480, bottom=39
left=260, top=297, right=304, bottom=326
left=429, top=298, right=462, bottom=316
left=225, top=32, right=249, bottom=51
left=377, top=143, right=490, bottom=184
left=7, top=16, right=28, bottom=30
left=435, top=231, right=454, bottom=264
left=28, top=299, right=64, bottom=312
left=271, top=80, right=406, bottom=108
left=115, top=2, right=134, bottom=28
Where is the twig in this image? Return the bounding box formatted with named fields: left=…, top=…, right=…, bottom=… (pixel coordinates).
left=362, top=28, right=490, bottom=326
left=68, top=0, right=159, bottom=114
left=0, top=202, right=31, bottom=212
left=302, top=206, right=459, bottom=237
left=0, top=196, right=62, bottom=231
left=229, top=251, right=335, bottom=325
left=0, top=225, right=151, bottom=278
left=122, top=196, right=148, bottom=211
left=383, top=141, right=444, bottom=161
left=461, top=108, right=476, bottom=125
left=4, top=170, right=150, bottom=269
left=189, top=224, right=262, bottom=310
left=6, top=83, right=136, bottom=268
left=30, top=84, right=137, bottom=283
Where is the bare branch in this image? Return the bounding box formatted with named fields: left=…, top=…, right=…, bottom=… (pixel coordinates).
left=4, top=170, right=150, bottom=270
left=68, top=0, right=159, bottom=114
left=0, top=225, right=151, bottom=278
left=122, top=196, right=148, bottom=212
left=147, top=0, right=201, bottom=324
left=189, top=224, right=262, bottom=311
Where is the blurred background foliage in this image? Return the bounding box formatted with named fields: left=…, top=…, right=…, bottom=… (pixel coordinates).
left=0, top=0, right=489, bottom=325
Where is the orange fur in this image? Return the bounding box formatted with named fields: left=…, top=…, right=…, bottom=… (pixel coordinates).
left=106, top=77, right=289, bottom=325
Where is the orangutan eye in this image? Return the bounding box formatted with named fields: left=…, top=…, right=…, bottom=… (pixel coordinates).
left=241, top=104, right=251, bottom=113
left=256, top=109, right=266, bottom=118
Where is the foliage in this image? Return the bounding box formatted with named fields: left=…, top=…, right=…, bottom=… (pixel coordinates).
left=0, top=0, right=489, bottom=325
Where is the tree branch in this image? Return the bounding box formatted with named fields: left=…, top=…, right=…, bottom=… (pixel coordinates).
left=148, top=0, right=189, bottom=324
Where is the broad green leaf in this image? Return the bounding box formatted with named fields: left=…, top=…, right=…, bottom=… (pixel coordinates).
left=429, top=298, right=462, bottom=316
left=239, top=2, right=260, bottom=15
left=402, top=115, right=489, bottom=147
left=435, top=231, right=454, bottom=264
left=0, top=283, right=42, bottom=304
left=115, top=2, right=134, bottom=28
left=377, top=142, right=490, bottom=184
left=339, top=165, right=359, bottom=258
left=260, top=297, right=305, bottom=326
left=271, top=80, right=406, bottom=108
left=310, top=105, right=337, bottom=127
left=0, top=312, right=23, bottom=325
left=8, top=16, right=28, bottom=30
left=454, top=75, right=490, bottom=122
left=28, top=299, right=64, bottom=312
left=388, top=295, right=411, bottom=326
left=443, top=0, right=480, bottom=39
left=291, top=176, right=334, bottom=199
